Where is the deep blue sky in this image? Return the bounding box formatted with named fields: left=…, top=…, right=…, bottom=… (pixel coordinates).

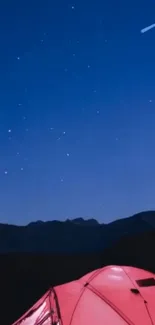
left=0, top=0, right=155, bottom=225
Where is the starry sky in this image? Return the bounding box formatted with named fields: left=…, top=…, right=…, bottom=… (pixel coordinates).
left=1, top=0, right=155, bottom=225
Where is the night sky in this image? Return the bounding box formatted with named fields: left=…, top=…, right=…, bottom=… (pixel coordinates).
left=1, top=0, right=155, bottom=225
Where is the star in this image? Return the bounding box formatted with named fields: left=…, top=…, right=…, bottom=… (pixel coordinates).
left=66, top=153, right=70, bottom=157
left=16, top=56, right=20, bottom=60
left=4, top=170, right=8, bottom=175
left=97, top=110, right=100, bottom=114
left=20, top=168, right=24, bottom=171
left=8, top=129, right=12, bottom=133
left=63, top=131, right=66, bottom=135
left=71, top=5, right=75, bottom=10
left=149, top=99, right=152, bottom=103
left=87, top=65, right=90, bottom=68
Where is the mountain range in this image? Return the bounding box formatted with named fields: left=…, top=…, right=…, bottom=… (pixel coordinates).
left=0, top=210, right=155, bottom=253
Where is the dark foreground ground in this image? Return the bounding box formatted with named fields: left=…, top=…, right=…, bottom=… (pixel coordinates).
left=1, top=229, right=155, bottom=325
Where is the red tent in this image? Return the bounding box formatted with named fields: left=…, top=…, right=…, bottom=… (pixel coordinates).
left=12, top=265, right=155, bottom=325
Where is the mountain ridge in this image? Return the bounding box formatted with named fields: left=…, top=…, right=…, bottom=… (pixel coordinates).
left=2, top=209, right=155, bottom=227
left=0, top=210, right=155, bottom=253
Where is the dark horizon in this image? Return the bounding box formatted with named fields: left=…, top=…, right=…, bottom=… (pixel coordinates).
left=1, top=209, right=154, bottom=226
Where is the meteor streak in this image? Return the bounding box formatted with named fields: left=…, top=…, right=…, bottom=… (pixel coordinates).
left=141, top=23, right=155, bottom=33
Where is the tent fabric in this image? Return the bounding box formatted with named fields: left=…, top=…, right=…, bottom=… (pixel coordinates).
left=12, top=265, right=155, bottom=325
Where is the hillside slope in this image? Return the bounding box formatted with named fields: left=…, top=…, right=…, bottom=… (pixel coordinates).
left=0, top=210, right=154, bottom=253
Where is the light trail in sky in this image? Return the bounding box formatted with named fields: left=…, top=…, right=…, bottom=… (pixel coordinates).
left=141, top=23, right=155, bottom=33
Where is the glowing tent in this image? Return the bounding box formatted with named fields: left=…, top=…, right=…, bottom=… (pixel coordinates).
left=12, top=265, right=155, bottom=325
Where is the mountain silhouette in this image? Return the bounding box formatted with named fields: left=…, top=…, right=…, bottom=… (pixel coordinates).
left=0, top=210, right=155, bottom=253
